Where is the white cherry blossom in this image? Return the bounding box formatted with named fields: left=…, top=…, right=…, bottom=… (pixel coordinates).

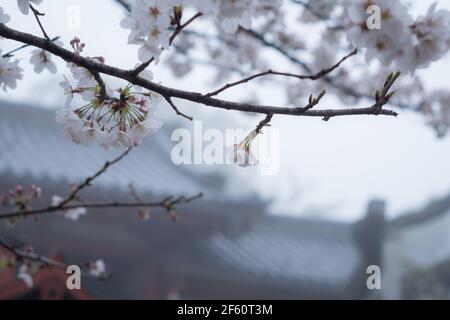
left=29, top=48, right=57, bottom=74
left=0, top=51, right=23, bottom=92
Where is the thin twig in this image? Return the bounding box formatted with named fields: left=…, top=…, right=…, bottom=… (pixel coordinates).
left=205, top=49, right=357, bottom=97
left=29, top=4, right=50, bottom=40
left=0, top=193, right=203, bottom=220
left=164, top=96, right=193, bottom=121
left=57, top=147, right=132, bottom=209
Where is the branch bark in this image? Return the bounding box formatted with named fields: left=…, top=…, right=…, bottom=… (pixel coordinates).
left=0, top=23, right=398, bottom=119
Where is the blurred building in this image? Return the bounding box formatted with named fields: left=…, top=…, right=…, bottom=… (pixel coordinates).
left=384, top=194, right=450, bottom=299
left=1, top=102, right=449, bottom=300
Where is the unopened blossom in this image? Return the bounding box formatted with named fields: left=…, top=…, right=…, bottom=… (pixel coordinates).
left=0, top=51, right=23, bottom=92
left=0, top=7, right=11, bottom=24
left=17, top=0, right=42, bottom=15
left=227, top=130, right=259, bottom=167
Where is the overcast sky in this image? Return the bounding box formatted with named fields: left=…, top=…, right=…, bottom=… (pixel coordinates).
left=1, top=0, right=450, bottom=221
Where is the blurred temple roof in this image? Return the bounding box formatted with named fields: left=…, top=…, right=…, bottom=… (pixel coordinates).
left=0, top=101, right=370, bottom=299
left=200, top=217, right=358, bottom=286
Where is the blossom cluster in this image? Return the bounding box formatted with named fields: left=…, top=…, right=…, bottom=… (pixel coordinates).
left=0, top=2, right=23, bottom=91
left=0, top=185, right=42, bottom=209
left=121, top=0, right=283, bottom=62
left=56, top=38, right=163, bottom=148
left=347, top=1, right=450, bottom=73
left=1, top=1, right=59, bottom=90
left=1, top=251, right=108, bottom=288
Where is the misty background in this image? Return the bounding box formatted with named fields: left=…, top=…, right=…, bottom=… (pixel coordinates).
left=1, top=0, right=450, bottom=222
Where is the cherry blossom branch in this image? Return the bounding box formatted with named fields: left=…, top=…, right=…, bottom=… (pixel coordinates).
left=0, top=193, right=203, bottom=221
left=0, top=146, right=203, bottom=220
left=0, top=236, right=109, bottom=280
left=0, top=23, right=398, bottom=119
left=164, top=96, right=194, bottom=121
left=205, top=49, right=357, bottom=97
left=131, top=12, right=203, bottom=76
left=29, top=4, right=50, bottom=40
left=30, top=4, right=107, bottom=97
left=240, top=27, right=365, bottom=98
left=57, top=147, right=133, bottom=209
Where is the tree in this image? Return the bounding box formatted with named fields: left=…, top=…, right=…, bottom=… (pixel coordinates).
left=0, top=0, right=449, bottom=287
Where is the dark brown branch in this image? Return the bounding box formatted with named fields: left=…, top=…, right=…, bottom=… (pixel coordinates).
left=0, top=193, right=203, bottom=220
left=29, top=5, right=50, bottom=40
left=255, top=114, right=273, bottom=134
left=131, top=12, right=203, bottom=76
left=205, top=49, right=357, bottom=97
left=57, top=147, right=132, bottom=209
left=0, top=23, right=398, bottom=119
